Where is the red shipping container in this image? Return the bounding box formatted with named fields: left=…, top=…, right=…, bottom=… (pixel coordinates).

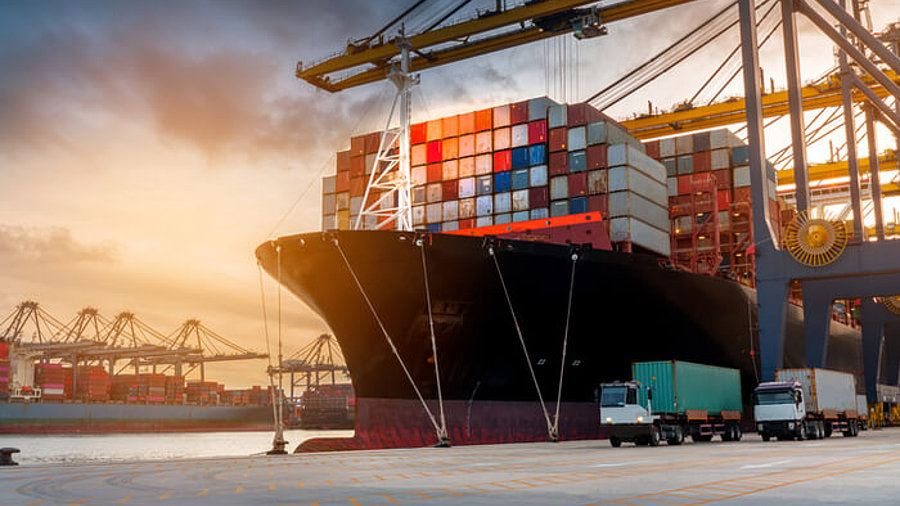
left=549, top=128, right=568, bottom=152
left=644, top=140, right=660, bottom=159
left=510, top=101, right=529, bottom=124
left=713, top=169, right=731, bottom=190
left=365, top=132, right=381, bottom=154
left=459, top=218, right=476, bottom=230
left=458, top=112, right=476, bottom=134
left=530, top=186, right=549, bottom=208
left=350, top=177, right=366, bottom=197
left=336, top=172, right=351, bottom=192
left=677, top=175, right=692, bottom=195
left=427, top=163, right=443, bottom=183
left=442, top=180, right=459, bottom=200
left=718, top=190, right=731, bottom=211
left=351, top=156, right=366, bottom=178
left=567, top=103, right=587, bottom=126
left=475, top=109, right=493, bottom=131
left=568, top=172, right=587, bottom=197
left=734, top=187, right=752, bottom=204
left=588, top=194, right=609, bottom=216
left=350, top=135, right=366, bottom=156
left=493, top=150, right=511, bottom=172
left=549, top=151, right=569, bottom=176
left=442, top=115, right=459, bottom=138
left=426, top=141, right=443, bottom=163
left=442, top=137, right=459, bottom=160
left=0, top=342, right=6, bottom=360
left=336, top=150, right=351, bottom=172
left=528, top=120, right=548, bottom=144
left=411, top=122, right=427, bottom=144
left=693, top=151, right=711, bottom=173
left=586, top=144, right=608, bottom=170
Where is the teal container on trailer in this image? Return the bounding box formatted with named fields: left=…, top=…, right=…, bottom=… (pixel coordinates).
left=631, top=360, right=742, bottom=415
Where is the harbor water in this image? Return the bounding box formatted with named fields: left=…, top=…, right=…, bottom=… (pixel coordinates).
left=0, top=429, right=353, bottom=465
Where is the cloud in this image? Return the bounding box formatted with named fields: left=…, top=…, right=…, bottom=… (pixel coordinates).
left=0, top=225, right=119, bottom=263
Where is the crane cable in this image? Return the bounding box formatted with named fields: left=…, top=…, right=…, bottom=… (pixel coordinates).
left=418, top=236, right=450, bottom=445
left=488, top=245, right=555, bottom=440
left=333, top=236, right=445, bottom=442
left=551, top=251, right=579, bottom=441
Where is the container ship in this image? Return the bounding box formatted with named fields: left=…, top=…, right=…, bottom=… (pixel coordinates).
left=256, top=98, right=863, bottom=451
left=0, top=343, right=276, bottom=433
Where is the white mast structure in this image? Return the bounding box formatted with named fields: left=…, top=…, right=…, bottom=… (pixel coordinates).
left=354, top=32, right=418, bottom=232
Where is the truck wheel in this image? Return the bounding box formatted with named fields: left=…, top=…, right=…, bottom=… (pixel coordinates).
left=817, top=421, right=825, bottom=439
left=761, top=433, right=770, bottom=442
left=667, top=426, right=684, bottom=446
left=824, top=424, right=832, bottom=438
left=733, top=424, right=742, bottom=442
left=796, top=424, right=807, bottom=441
left=609, top=436, right=622, bottom=448
left=648, top=427, right=660, bottom=447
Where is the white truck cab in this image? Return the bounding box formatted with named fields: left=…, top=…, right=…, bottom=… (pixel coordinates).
left=753, top=381, right=807, bottom=440
left=599, top=382, right=660, bottom=446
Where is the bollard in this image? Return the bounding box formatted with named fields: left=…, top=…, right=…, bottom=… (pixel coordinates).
left=0, top=448, right=20, bottom=466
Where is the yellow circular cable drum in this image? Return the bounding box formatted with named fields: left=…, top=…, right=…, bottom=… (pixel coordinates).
left=783, top=210, right=848, bottom=267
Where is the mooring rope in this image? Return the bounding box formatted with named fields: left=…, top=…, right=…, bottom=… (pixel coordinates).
left=488, top=245, right=554, bottom=440
left=418, top=236, right=450, bottom=445
left=551, top=251, right=579, bottom=441
left=333, top=237, right=443, bottom=439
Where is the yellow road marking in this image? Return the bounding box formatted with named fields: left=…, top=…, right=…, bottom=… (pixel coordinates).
left=235, top=486, right=243, bottom=494
left=26, top=502, right=46, bottom=506
left=114, top=494, right=134, bottom=503
left=158, top=491, right=173, bottom=500
left=298, top=481, right=306, bottom=488
left=197, top=489, right=209, bottom=497
left=269, top=484, right=276, bottom=491
left=70, top=498, right=92, bottom=505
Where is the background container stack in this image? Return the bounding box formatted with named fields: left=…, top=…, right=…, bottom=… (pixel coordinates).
left=139, top=373, right=167, bottom=404
left=644, top=128, right=782, bottom=281
left=111, top=374, right=139, bottom=403
left=186, top=381, right=220, bottom=405
left=75, top=365, right=110, bottom=402
left=249, top=385, right=270, bottom=406
left=0, top=342, right=9, bottom=401
left=35, top=363, right=66, bottom=401
left=165, top=375, right=185, bottom=404
left=321, top=99, right=672, bottom=256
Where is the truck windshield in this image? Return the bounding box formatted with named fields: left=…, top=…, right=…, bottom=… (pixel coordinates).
left=601, top=386, right=627, bottom=407
left=755, top=389, right=794, bottom=405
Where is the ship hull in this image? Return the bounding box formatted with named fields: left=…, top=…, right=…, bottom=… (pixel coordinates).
left=256, top=230, right=862, bottom=451
left=0, top=402, right=273, bottom=434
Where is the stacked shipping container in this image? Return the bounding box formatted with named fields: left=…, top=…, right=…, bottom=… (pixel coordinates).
left=0, top=342, right=9, bottom=401
left=644, top=129, right=781, bottom=280
left=35, top=363, right=66, bottom=401
left=322, top=99, right=672, bottom=256
left=75, top=365, right=110, bottom=402
left=186, top=381, right=221, bottom=405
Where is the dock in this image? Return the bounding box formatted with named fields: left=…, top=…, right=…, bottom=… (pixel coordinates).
left=3, top=428, right=900, bottom=505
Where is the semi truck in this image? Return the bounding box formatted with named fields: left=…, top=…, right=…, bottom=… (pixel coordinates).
left=599, top=360, right=743, bottom=447
left=753, top=368, right=861, bottom=441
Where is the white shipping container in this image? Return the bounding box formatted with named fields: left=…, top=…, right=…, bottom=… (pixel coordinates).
left=475, top=154, right=492, bottom=175
left=568, top=126, right=587, bottom=151
left=675, top=135, right=693, bottom=155
left=476, top=195, right=493, bottom=216
left=608, top=191, right=670, bottom=231
left=609, top=217, right=671, bottom=257
left=528, top=97, right=557, bottom=121
left=530, top=165, right=548, bottom=187
left=412, top=166, right=427, bottom=186
left=426, top=203, right=442, bottom=223
left=476, top=215, right=493, bottom=227
left=365, top=154, right=376, bottom=174
left=530, top=207, right=549, bottom=220
left=495, top=213, right=511, bottom=225
left=350, top=196, right=362, bottom=215
left=413, top=205, right=425, bottom=225
left=442, top=220, right=459, bottom=232
left=709, top=128, right=743, bottom=150
left=856, top=395, right=868, bottom=418
left=494, top=192, right=512, bottom=214
left=322, top=214, right=336, bottom=231
left=587, top=121, right=643, bottom=151
left=710, top=148, right=730, bottom=170
left=548, top=105, right=567, bottom=128
left=775, top=368, right=858, bottom=413
left=733, top=165, right=751, bottom=187
left=512, top=189, right=529, bottom=211
left=608, top=166, right=667, bottom=204
left=443, top=200, right=459, bottom=221
left=659, top=138, right=676, bottom=158
left=494, top=127, right=511, bottom=150
left=877, top=384, right=900, bottom=403
left=458, top=177, right=476, bottom=198
left=493, top=104, right=510, bottom=128
left=322, top=176, right=336, bottom=195
left=607, top=144, right=666, bottom=182
left=513, top=210, right=530, bottom=222
left=511, top=124, right=528, bottom=147
left=667, top=178, right=678, bottom=197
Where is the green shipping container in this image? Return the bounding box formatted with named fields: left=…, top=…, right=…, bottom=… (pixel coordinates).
left=631, top=360, right=742, bottom=415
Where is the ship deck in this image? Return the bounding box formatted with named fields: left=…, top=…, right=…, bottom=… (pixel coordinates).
left=3, top=428, right=900, bottom=505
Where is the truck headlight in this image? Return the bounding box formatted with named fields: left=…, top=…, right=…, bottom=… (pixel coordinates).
left=757, top=424, right=763, bottom=431
left=605, top=417, right=612, bottom=424
left=636, top=416, right=644, bottom=423
left=788, top=422, right=794, bottom=429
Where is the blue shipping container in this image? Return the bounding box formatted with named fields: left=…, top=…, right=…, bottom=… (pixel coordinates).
left=512, top=168, right=530, bottom=190
left=529, top=144, right=547, bottom=166
left=494, top=172, right=512, bottom=193
left=511, top=147, right=530, bottom=169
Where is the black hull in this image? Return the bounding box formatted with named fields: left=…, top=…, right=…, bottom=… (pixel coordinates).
left=256, top=231, right=862, bottom=449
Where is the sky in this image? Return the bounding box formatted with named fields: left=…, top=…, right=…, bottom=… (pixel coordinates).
left=1, top=0, right=898, bottom=387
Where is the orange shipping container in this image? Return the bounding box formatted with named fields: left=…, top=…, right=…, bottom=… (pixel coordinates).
left=475, top=109, right=492, bottom=131
left=426, top=119, right=442, bottom=141
left=459, top=134, right=475, bottom=157
left=442, top=137, right=459, bottom=160
left=442, top=115, right=459, bottom=138
left=458, top=112, right=476, bottom=134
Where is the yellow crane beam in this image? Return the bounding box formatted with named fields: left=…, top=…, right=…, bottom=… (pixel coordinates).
left=777, top=153, right=899, bottom=187
left=298, top=0, right=699, bottom=92
left=620, top=71, right=899, bottom=139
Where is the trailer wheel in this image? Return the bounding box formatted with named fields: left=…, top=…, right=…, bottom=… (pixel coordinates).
left=796, top=423, right=807, bottom=441
left=667, top=425, right=684, bottom=446
left=733, top=424, right=742, bottom=441
left=761, top=433, right=771, bottom=442
left=609, top=436, right=622, bottom=448
left=824, top=424, right=832, bottom=438
left=817, top=421, right=825, bottom=439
